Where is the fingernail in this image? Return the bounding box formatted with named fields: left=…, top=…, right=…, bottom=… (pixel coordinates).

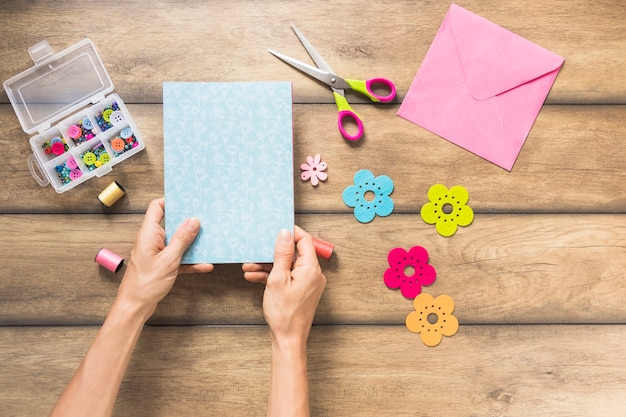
left=186, top=218, right=201, bottom=234
left=278, top=229, right=292, bottom=243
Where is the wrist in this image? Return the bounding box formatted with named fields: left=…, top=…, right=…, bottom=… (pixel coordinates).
left=111, top=293, right=155, bottom=325
left=271, top=333, right=308, bottom=357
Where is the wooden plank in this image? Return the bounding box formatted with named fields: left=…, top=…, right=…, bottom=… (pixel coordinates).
left=0, top=1, right=624, bottom=105
left=2, top=104, right=626, bottom=214
left=1, top=325, right=626, bottom=416
left=1, top=213, right=625, bottom=325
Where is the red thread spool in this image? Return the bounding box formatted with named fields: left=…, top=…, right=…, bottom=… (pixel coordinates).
left=95, top=248, right=124, bottom=273
left=312, top=237, right=334, bottom=260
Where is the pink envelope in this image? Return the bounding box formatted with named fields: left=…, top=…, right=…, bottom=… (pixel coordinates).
left=397, top=4, right=565, bottom=171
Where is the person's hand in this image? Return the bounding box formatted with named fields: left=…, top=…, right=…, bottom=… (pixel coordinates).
left=243, top=226, right=326, bottom=346
left=117, top=198, right=214, bottom=319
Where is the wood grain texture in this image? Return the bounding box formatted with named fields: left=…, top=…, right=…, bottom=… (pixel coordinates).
left=1, top=104, right=626, bottom=214
left=1, top=0, right=625, bottom=104
left=1, top=213, right=625, bottom=325
left=1, top=325, right=626, bottom=417
left=1, top=0, right=625, bottom=415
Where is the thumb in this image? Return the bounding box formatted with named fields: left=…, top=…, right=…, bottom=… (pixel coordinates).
left=272, top=229, right=295, bottom=276
left=165, top=218, right=201, bottom=259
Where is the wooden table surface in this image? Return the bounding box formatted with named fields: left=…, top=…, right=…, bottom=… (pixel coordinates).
left=1, top=1, right=626, bottom=416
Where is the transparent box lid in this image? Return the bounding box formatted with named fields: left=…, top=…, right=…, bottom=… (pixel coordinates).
left=3, top=39, right=114, bottom=134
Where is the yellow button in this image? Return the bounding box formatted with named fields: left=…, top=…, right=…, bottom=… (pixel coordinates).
left=100, top=153, right=111, bottom=164
left=82, top=152, right=96, bottom=165
left=102, top=109, right=113, bottom=122
left=94, top=160, right=102, bottom=168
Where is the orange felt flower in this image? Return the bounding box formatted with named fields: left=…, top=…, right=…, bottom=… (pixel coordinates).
left=406, top=293, right=459, bottom=347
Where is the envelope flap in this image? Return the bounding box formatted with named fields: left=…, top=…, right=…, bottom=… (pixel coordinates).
left=449, top=4, right=564, bottom=100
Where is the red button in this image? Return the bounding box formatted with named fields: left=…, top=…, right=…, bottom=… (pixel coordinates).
left=51, top=142, right=65, bottom=155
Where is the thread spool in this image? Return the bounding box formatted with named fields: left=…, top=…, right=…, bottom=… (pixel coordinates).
left=312, top=237, right=334, bottom=260
left=98, top=181, right=126, bottom=207
left=95, top=248, right=124, bottom=273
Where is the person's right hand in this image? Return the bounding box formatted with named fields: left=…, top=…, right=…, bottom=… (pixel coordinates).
left=242, top=226, right=326, bottom=346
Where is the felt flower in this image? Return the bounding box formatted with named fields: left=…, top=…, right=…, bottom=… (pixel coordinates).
left=384, top=246, right=436, bottom=299
left=406, top=293, right=459, bottom=347
left=420, top=184, right=474, bottom=237
left=342, top=169, right=394, bottom=223
left=300, top=154, right=328, bottom=186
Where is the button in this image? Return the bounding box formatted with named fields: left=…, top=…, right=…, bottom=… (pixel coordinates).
left=120, top=127, right=133, bottom=139
left=94, top=160, right=102, bottom=168
left=69, top=169, right=83, bottom=181
left=82, top=117, right=94, bottom=130
left=51, top=142, right=65, bottom=155
left=68, top=125, right=82, bottom=139
left=66, top=156, right=78, bottom=170
left=110, top=111, right=125, bottom=125
left=111, top=138, right=126, bottom=153
left=100, top=152, right=111, bottom=164
left=102, top=109, right=113, bottom=122
left=51, top=136, right=63, bottom=144
left=82, top=152, right=97, bottom=165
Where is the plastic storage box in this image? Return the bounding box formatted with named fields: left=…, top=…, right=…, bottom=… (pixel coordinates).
left=3, top=39, right=145, bottom=193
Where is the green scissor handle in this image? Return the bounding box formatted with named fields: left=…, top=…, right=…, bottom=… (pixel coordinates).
left=344, top=78, right=397, bottom=103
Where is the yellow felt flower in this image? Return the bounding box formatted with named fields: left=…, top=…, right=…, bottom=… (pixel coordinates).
left=420, top=184, right=474, bottom=237
left=406, top=293, right=459, bottom=347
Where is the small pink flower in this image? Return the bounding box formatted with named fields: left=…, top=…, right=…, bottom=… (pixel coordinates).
left=300, top=154, right=328, bottom=186
left=384, top=246, right=436, bottom=299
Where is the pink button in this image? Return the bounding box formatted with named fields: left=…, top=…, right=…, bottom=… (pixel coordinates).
left=51, top=142, right=65, bottom=155
left=68, top=125, right=82, bottom=139
left=69, top=169, right=83, bottom=181
left=66, top=156, right=78, bottom=170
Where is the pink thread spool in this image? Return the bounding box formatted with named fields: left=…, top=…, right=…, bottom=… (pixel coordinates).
left=95, top=247, right=124, bottom=273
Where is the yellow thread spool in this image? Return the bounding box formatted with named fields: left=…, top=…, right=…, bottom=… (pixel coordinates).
left=98, top=181, right=126, bottom=207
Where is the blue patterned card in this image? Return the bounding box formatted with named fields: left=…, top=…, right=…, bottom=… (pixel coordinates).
left=163, top=82, right=294, bottom=263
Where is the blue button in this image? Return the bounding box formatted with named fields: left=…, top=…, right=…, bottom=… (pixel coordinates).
left=120, top=127, right=133, bottom=140
left=82, top=117, right=94, bottom=130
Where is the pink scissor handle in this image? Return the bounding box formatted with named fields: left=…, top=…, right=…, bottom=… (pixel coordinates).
left=365, top=78, right=397, bottom=102
left=338, top=110, right=364, bottom=141
left=346, top=78, right=397, bottom=103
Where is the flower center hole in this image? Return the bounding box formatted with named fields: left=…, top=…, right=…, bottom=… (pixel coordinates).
left=442, top=203, right=454, bottom=214
left=404, top=265, right=415, bottom=277
left=364, top=190, right=375, bottom=202
left=427, top=313, right=439, bottom=324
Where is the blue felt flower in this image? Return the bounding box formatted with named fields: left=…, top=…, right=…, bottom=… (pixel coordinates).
left=342, top=169, right=394, bottom=223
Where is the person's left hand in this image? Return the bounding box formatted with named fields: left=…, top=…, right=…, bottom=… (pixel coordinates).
left=117, top=198, right=213, bottom=319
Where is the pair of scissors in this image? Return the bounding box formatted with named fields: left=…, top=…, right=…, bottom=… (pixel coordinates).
left=268, top=24, right=396, bottom=141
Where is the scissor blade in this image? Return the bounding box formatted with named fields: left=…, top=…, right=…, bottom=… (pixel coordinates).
left=289, top=23, right=335, bottom=75
left=267, top=49, right=350, bottom=91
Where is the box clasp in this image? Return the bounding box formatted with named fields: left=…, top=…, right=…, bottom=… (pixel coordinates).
left=28, top=40, right=54, bottom=64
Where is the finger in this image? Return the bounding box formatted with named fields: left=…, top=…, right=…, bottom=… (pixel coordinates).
left=242, top=263, right=271, bottom=273
left=142, top=198, right=165, bottom=228
left=271, top=229, right=295, bottom=280
left=163, top=217, right=201, bottom=260
left=179, top=263, right=214, bottom=274
left=243, top=270, right=269, bottom=284
left=294, top=225, right=317, bottom=259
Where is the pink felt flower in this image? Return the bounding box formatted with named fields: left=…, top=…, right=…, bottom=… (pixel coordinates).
left=300, top=154, right=328, bottom=186
left=384, top=246, right=436, bottom=299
